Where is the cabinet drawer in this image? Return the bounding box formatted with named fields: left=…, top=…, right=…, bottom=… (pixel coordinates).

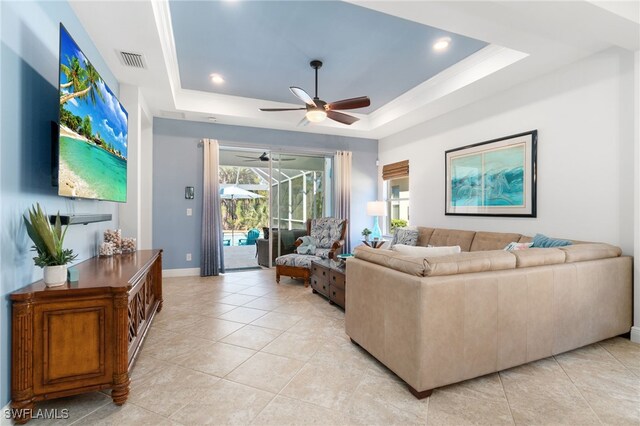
left=330, top=271, right=345, bottom=290
left=329, top=285, right=345, bottom=309
left=311, top=263, right=329, bottom=279
left=311, top=276, right=329, bottom=297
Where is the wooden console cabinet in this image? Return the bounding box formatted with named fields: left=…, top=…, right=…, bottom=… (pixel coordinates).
left=10, top=250, right=163, bottom=424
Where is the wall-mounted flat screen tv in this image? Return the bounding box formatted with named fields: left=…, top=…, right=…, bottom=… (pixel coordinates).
left=58, top=24, right=128, bottom=202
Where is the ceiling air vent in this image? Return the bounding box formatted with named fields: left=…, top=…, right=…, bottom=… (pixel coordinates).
left=118, top=51, right=146, bottom=69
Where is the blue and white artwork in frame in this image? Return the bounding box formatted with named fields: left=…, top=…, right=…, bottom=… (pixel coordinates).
left=445, top=130, right=537, bottom=217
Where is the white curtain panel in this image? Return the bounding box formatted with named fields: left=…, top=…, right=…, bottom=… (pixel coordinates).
left=201, top=138, right=225, bottom=276
left=334, top=150, right=352, bottom=252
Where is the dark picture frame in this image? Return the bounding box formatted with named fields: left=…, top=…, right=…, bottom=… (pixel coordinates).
left=445, top=130, right=537, bottom=217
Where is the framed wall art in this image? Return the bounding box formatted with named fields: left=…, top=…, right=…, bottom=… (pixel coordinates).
left=445, top=130, right=537, bottom=217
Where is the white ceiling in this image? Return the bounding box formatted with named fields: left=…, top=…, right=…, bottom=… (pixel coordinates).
left=70, top=0, right=640, bottom=140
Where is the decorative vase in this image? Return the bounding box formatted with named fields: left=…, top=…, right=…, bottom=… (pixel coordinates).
left=43, top=265, right=68, bottom=287
left=364, top=235, right=370, bottom=242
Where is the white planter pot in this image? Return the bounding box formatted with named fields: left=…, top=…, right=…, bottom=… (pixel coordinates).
left=43, top=265, right=68, bottom=287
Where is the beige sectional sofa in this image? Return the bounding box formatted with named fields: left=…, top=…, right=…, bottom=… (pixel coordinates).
left=345, top=227, right=632, bottom=398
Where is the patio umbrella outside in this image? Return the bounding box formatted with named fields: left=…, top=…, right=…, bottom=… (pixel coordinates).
left=219, top=186, right=263, bottom=244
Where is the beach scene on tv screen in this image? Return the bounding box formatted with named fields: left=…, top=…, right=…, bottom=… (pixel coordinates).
left=58, top=27, right=127, bottom=202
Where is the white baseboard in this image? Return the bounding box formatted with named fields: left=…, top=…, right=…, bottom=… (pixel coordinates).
left=162, top=268, right=200, bottom=278
left=630, top=326, right=640, bottom=344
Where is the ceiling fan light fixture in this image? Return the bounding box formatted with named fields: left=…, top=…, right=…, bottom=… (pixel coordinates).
left=306, top=109, right=327, bottom=123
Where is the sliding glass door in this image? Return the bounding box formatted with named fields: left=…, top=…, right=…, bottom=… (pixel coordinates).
left=269, top=152, right=333, bottom=262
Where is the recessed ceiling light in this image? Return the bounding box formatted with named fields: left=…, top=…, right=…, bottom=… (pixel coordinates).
left=210, top=73, right=225, bottom=84
left=433, top=37, right=451, bottom=51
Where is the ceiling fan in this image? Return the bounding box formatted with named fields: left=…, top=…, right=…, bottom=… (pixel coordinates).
left=236, top=152, right=296, bottom=162
left=259, top=60, right=370, bottom=126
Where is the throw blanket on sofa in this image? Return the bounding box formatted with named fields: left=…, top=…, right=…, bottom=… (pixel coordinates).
left=296, top=236, right=317, bottom=255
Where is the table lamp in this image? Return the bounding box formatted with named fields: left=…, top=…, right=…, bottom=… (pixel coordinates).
left=366, top=201, right=386, bottom=240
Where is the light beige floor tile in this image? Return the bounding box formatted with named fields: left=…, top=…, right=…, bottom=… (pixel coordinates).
left=273, top=300, right=315, bottom=316
left=226, top=352, right=305, bottom=393
left=218, top=307, right=269, bottom=323
left=251, top=395, right=354, bottom=425
left=174, top=316, right=245, bottom=341
left=128, top=358, right=220, bottom=417
left=193, top=302, right=238, bottom=318
left=308, top=335, right=377, bottom=373
left=72, top=401, right=174, bottom=425
left=26, top=392, right=110, bottom=426
left=218, top=293, right=259, bottom=306
left=437, top=372, right=508, bottom=402
left=220, top=325, right=282, bottom=350
left=287, top=316, right=346, bottom=339
left=169, top=379, right=274, bottom=425
left=281, top=363, right=365, bottom=410
left=555, top=352, right=640, bottom=424
left=251, top=312, right=303, bottom=330
left=345, top=372, right=429, bottom=424
left=139, top=326, right=177, bottom=348
left=239, top=286, right=274, bottom=297
left=500, top=359, right=600, bottom=425
left=242, top=297, right=283, bottom=311
left=599, top=337, right=640, bottom=372
left=427, top=390, right=514, bottom=425
left=173, top=341, right=255, bottom=377
left=143, top=332, right=210, bottom=362
left=261, top=332, right=325, bottom=361
left=153, top=310, right=202, bottom=331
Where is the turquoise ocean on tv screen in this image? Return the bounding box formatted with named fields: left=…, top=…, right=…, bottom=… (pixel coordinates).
left=60, top=136, right=126, bottom=202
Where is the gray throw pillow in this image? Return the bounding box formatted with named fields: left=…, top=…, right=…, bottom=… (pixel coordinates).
left=391, top=227, right=419, bottom=247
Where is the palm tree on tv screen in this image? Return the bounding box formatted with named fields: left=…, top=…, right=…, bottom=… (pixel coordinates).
left=60, top=58, right=105, bottom=106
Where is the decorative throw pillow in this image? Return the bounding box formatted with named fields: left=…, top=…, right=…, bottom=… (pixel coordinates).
left=392, top=244, right=461, bottom=257
left=391, top=227, right=419, bottom=247
left=504, top=242, right=533, bottom=251
left=532, top=234, right=572, bottom=248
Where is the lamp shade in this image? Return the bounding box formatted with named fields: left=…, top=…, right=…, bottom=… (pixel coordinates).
left=366, top=201, right=386, bottom=217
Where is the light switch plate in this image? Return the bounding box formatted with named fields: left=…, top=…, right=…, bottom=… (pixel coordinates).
left=186, top=208, right=192, bottom=216
left=186, top=253, right=192, bottom=261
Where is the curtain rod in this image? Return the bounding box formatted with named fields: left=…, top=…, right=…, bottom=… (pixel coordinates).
left=198, top=139, right=337, bottom=156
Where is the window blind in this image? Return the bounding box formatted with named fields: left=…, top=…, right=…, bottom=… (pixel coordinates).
left=382, top=160, right=409, bottom=180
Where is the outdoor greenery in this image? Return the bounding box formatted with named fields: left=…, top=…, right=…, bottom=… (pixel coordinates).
left=23, top=204, right=77, bottom=267
left=391, top=219, right=408, bottom=230
left=219, top=167, right=268, bottom=231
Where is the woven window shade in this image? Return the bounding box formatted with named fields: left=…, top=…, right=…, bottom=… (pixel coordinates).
left=382, top=160, right=409, bottom=180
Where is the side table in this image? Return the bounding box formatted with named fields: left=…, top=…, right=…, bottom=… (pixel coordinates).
left=310, top=260, right=346, bottom=309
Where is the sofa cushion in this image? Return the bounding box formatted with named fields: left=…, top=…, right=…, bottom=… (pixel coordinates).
left=392, top=244, right=461, bottom=257
left=560, top=243, right=622, bottom=263
left=532, top=233, right=573, bottom=248
left=423, top=250, right=516, bottom=276
left=391, top=227, right=419, bottom=247
left=512, top=248, right=566, bottom=268
left=353, top=246, right=425, bottom=276
left=428, top=228, right=476, bottom=252
left=470, top=232, right=523, bottom=252
left=416, top=227, right=436, bottom=247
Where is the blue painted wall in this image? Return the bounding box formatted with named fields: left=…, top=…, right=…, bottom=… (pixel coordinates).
left=0, top=1, right=120, bottom=405
left=153, top=118, right=378, bottom=270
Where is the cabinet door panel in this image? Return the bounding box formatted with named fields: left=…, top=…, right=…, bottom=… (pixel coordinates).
left=34, top=299, right=113, bottom=393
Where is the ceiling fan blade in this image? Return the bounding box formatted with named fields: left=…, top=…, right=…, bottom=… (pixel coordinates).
left=259, top=107, right=306, bottom=112
left=297, top=116, right=310, bottom=127
left=242, top=159, right=259, bottom=162
left=326, top=96, right=370, bottom=111
left=290, top=87, right=316, bottom=107
left=327, top=110, right=359, bottom=125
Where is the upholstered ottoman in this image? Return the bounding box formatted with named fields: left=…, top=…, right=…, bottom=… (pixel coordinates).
left=275, top=253, right=322, bottom=287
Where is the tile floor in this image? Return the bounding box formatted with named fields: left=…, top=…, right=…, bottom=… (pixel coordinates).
left=22, top=268, right=640, bottom=425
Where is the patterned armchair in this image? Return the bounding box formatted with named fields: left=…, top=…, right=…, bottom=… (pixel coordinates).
left=275, top=218, right=347, bottom=287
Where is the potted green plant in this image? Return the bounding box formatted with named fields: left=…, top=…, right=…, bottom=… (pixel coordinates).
left=23, top=203, right=77, bottom=287
left=361, top=227, right=372, bottom=242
